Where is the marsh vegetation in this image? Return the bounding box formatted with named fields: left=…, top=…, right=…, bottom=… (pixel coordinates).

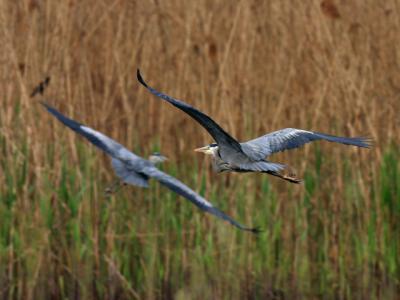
left=0, top=0, right=399, bottom=298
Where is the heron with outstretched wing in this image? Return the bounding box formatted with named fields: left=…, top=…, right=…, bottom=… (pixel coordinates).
left=41, top=102, right=259, bottom=233
left=137, top=69, right=371, bottom=183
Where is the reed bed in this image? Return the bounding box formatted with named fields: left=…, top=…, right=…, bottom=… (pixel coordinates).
left=0, top=0, right=399, bottom=298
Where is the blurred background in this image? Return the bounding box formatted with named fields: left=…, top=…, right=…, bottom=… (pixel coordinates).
left=0, top=0, right=399, bottom=299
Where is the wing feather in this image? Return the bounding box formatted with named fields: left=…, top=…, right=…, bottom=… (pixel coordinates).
left=41, top=102, right=124, bottom=157
left=137, top=70, right=244, bottom=158
left=241, top=128, right=371, bottom=160
left=144, top=167, right=260, bottom=233
left=41, top=102, right=148, bottom=186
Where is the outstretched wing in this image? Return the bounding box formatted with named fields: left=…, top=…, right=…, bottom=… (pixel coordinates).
left=241, top=128, right=372, bottom=160
left=41, top=102, right=126, bottom=158
left=41, top=103, right=146, bottom=185
left=143, top=166, right=260, bottom=233
left=137, top=69, right=244, bottom=159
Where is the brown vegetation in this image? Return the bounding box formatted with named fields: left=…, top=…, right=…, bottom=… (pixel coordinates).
left=0, top=0, right=399, bottom=298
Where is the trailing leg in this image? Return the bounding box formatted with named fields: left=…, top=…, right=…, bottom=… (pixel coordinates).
left=264, top=170, right=302, bottom=184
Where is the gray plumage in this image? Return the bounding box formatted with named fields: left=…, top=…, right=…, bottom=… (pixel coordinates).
left=137, top=69, right=371, bottom=183
left=148, top=152, right=168, bottom=164
left=41, top=102, right=259, bottom=233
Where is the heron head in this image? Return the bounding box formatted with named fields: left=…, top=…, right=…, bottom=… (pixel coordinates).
left=148, top=152, right=168, bottom=164
left=194, top=143, right=218, bottom=156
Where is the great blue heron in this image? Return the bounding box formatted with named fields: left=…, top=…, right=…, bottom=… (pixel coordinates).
left=137, top=70, right=371, bottom=183
left=41, top=102, right=259, bottom=233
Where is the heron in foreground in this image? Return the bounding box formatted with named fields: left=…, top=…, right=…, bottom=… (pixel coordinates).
left=41, top=102, right=259, bottom=233
left=137, top=70, right=371, bottom=183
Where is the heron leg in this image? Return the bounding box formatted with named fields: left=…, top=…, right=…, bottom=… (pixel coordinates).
left=104, top=179, right=125, bottom=196
left=265, top=170, right=302, bottom=184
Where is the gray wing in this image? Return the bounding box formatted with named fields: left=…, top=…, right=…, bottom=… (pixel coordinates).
left=41, top=102, right=125, bottom=157
left=143, top=166, right=260, bottom=233
left=42, top=102, right=148, bottom=186
left=241, top=128, right=372, bottom=160
left=137, top=70, right=244, bottom=159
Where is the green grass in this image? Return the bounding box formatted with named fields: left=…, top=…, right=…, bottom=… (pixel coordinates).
left=0, top=139, right=399, bottom=299
left=1, top=0, right=399, bottom=297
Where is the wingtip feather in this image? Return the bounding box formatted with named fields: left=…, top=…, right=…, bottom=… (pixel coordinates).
left=136, top=69, right=148, bottom=88
left=349, top=136, right=373, bottom=148
left=360, top=136, right=374, bottom=148
left=39, top=101, right=50, bottom=110
left=249, top=227, right=263, bottom=234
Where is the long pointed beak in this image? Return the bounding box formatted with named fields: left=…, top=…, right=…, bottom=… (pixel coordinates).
left=194, top=146, right=208, bottom=153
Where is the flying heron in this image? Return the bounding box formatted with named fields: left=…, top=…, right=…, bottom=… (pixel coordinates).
left=41, top=102, right=259, bottom=233
left=137, top=69, right=371, bottom=183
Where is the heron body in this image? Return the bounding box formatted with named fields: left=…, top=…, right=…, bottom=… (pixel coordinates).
left=137, top=70, right=371, bottom=183
left=41, top=102, right=259, bottom=233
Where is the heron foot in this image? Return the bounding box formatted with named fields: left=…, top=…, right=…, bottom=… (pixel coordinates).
left=104, top=180, right=124, bottom=196
left=282, top=174, right=302, bottom=184
left=265, top=170, right=302, bottom=184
